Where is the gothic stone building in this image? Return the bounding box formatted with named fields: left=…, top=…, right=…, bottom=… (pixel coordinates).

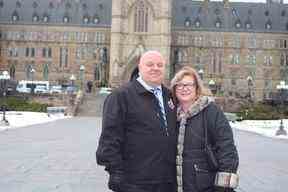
left=0, top=0, right=288, bottom=101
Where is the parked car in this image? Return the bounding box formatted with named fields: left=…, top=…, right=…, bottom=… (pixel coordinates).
left=50, top=85, right=63, bottom=94
left=16, top=83, right=31, bottom=93
left=65, top=86, right=77, bottom=94
left=34, top=85, right=49, bottom=94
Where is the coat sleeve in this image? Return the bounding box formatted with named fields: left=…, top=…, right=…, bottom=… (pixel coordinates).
left=96, top=91, right=126, bottom=173
left=209, top=104, right=239, bottom=173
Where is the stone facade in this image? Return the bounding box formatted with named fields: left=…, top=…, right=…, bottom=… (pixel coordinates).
left=1, top=0, right=288, bottom=101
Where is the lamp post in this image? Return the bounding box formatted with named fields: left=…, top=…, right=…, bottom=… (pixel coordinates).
left=0, top=71, right=10, bottom=126
left=275, top=81, right=288, bottom=136
left=198, top=69, right=204, bottom=80
left=247, top=76, right=253, bottom=102
left=30, top=68, right=35, bottom=94
left=79, top=64, right=85, bottom=90
left=70, top=74, right=76, bottom=87
left=208, top=79, right=216, bottom=95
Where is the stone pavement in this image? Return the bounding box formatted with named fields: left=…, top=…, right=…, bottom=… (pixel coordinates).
left=1, top=117, right=288, bottom=192
left=0, top=117, right=109, bottom=192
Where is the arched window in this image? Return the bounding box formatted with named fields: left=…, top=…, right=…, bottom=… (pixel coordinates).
left=134, top=0, right=149, bottom=32
left=43, top=63, right=49, bottom=80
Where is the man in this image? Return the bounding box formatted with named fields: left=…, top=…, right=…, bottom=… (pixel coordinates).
left=96, top=50, right=177, bottom=192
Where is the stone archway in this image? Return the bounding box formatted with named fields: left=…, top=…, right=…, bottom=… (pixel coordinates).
left=121, top=44, right=146, bottom=81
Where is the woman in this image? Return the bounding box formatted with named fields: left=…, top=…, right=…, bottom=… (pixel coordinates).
left=171, top=66, right=239, bottom=192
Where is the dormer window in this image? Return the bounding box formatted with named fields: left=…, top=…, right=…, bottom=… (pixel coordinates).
left=32, top=1, right=38, bottom=9
left=12, top=11, right=19, bottom=21
left=215, top=20, right=221, bottom=28
left=246, top=22, right=252, bottom=29
left=83, top=16, right=89, bottom=24
left=63, top=16, right=69, bottom=23
left=43, top=15, right=49, bottom=23
left=195, top=20, right=201, bottom=28
left=266, top=21, right=272, bottom=30
left=184, top=18, right=191, bottom=27
left=99, top=3, right=103, bottom=10
left=49, top=2, right=54, bottom=9
left=214, top=8, right=220, bottom=15
left=235, top=20, right=241, bottom=29
left=32, top=14, right=39, bottom=22
left=82, top=3, right=87, bottom=10
left=65, top=2, right=71, bottom=9
left=232, top=8, right=237, bottom=17
left=16, top=1, right=21, bottom=8
left=93, top=16, right=99, bottom=24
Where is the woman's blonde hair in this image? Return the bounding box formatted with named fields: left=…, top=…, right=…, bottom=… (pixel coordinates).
left=170, top=66, right=212, bottom=102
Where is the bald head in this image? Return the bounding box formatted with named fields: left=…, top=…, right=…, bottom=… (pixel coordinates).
left=138, top=50, right=166, bottom=87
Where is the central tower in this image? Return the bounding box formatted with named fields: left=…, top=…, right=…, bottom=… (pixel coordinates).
left=109, top=0, right=172, bottom=86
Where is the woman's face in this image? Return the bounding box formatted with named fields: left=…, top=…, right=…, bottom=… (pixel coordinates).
left=175, top=75, right=197, bottom=105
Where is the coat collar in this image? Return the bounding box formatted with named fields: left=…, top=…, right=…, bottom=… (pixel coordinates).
left=177, top=96, right=214, bottom=121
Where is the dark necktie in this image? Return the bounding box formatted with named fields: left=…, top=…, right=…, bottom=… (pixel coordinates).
left=151, top=88, right=168, bottom=131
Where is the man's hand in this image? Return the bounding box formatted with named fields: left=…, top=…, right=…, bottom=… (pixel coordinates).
left=108, top=171, right=123, bottom=192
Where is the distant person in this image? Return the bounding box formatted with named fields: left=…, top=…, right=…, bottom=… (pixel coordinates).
left=87, top=81, right=93, bottom=93
left=170, top=66, right=239, bottom=192
left=96, top=50, right=177, bottom=192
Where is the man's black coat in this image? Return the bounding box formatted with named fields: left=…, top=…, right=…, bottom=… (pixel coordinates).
left=96, top=80, right=177, bottom=184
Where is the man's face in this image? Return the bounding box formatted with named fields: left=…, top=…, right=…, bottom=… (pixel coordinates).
left=138, top=52, right=166, bottom=87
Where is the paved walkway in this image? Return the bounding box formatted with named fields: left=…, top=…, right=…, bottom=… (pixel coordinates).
left=0, top=117, right=288, bottom=192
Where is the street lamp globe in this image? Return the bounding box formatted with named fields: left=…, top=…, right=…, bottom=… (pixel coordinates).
left=198, top=69, right=204, bottom=80
left=0, top=70, right=10, bottom=126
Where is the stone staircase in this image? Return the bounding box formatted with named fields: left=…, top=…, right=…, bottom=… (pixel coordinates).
left=76, top=91, right=107, bottom=117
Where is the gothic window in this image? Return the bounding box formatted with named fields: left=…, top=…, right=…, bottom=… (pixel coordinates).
left=264, top=55, right=273, bottom=66
left=280, top=53, right=285, bottom=66
left=94, top=64, right=101, bottom=81
left=31, top=48, right=35, bottom=57
left=9, top=64, right=16, bottom=79
left=48, top=48, right=52, bottom=58
left=43, top=63, right=49, bottom=80
left=247, top=52, right=256, bottom=65
left=134, top=0, right=149, bottom=32
left=231, top=53, right=240, bottom=65
left=60, top=48, right=68, bottom=67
